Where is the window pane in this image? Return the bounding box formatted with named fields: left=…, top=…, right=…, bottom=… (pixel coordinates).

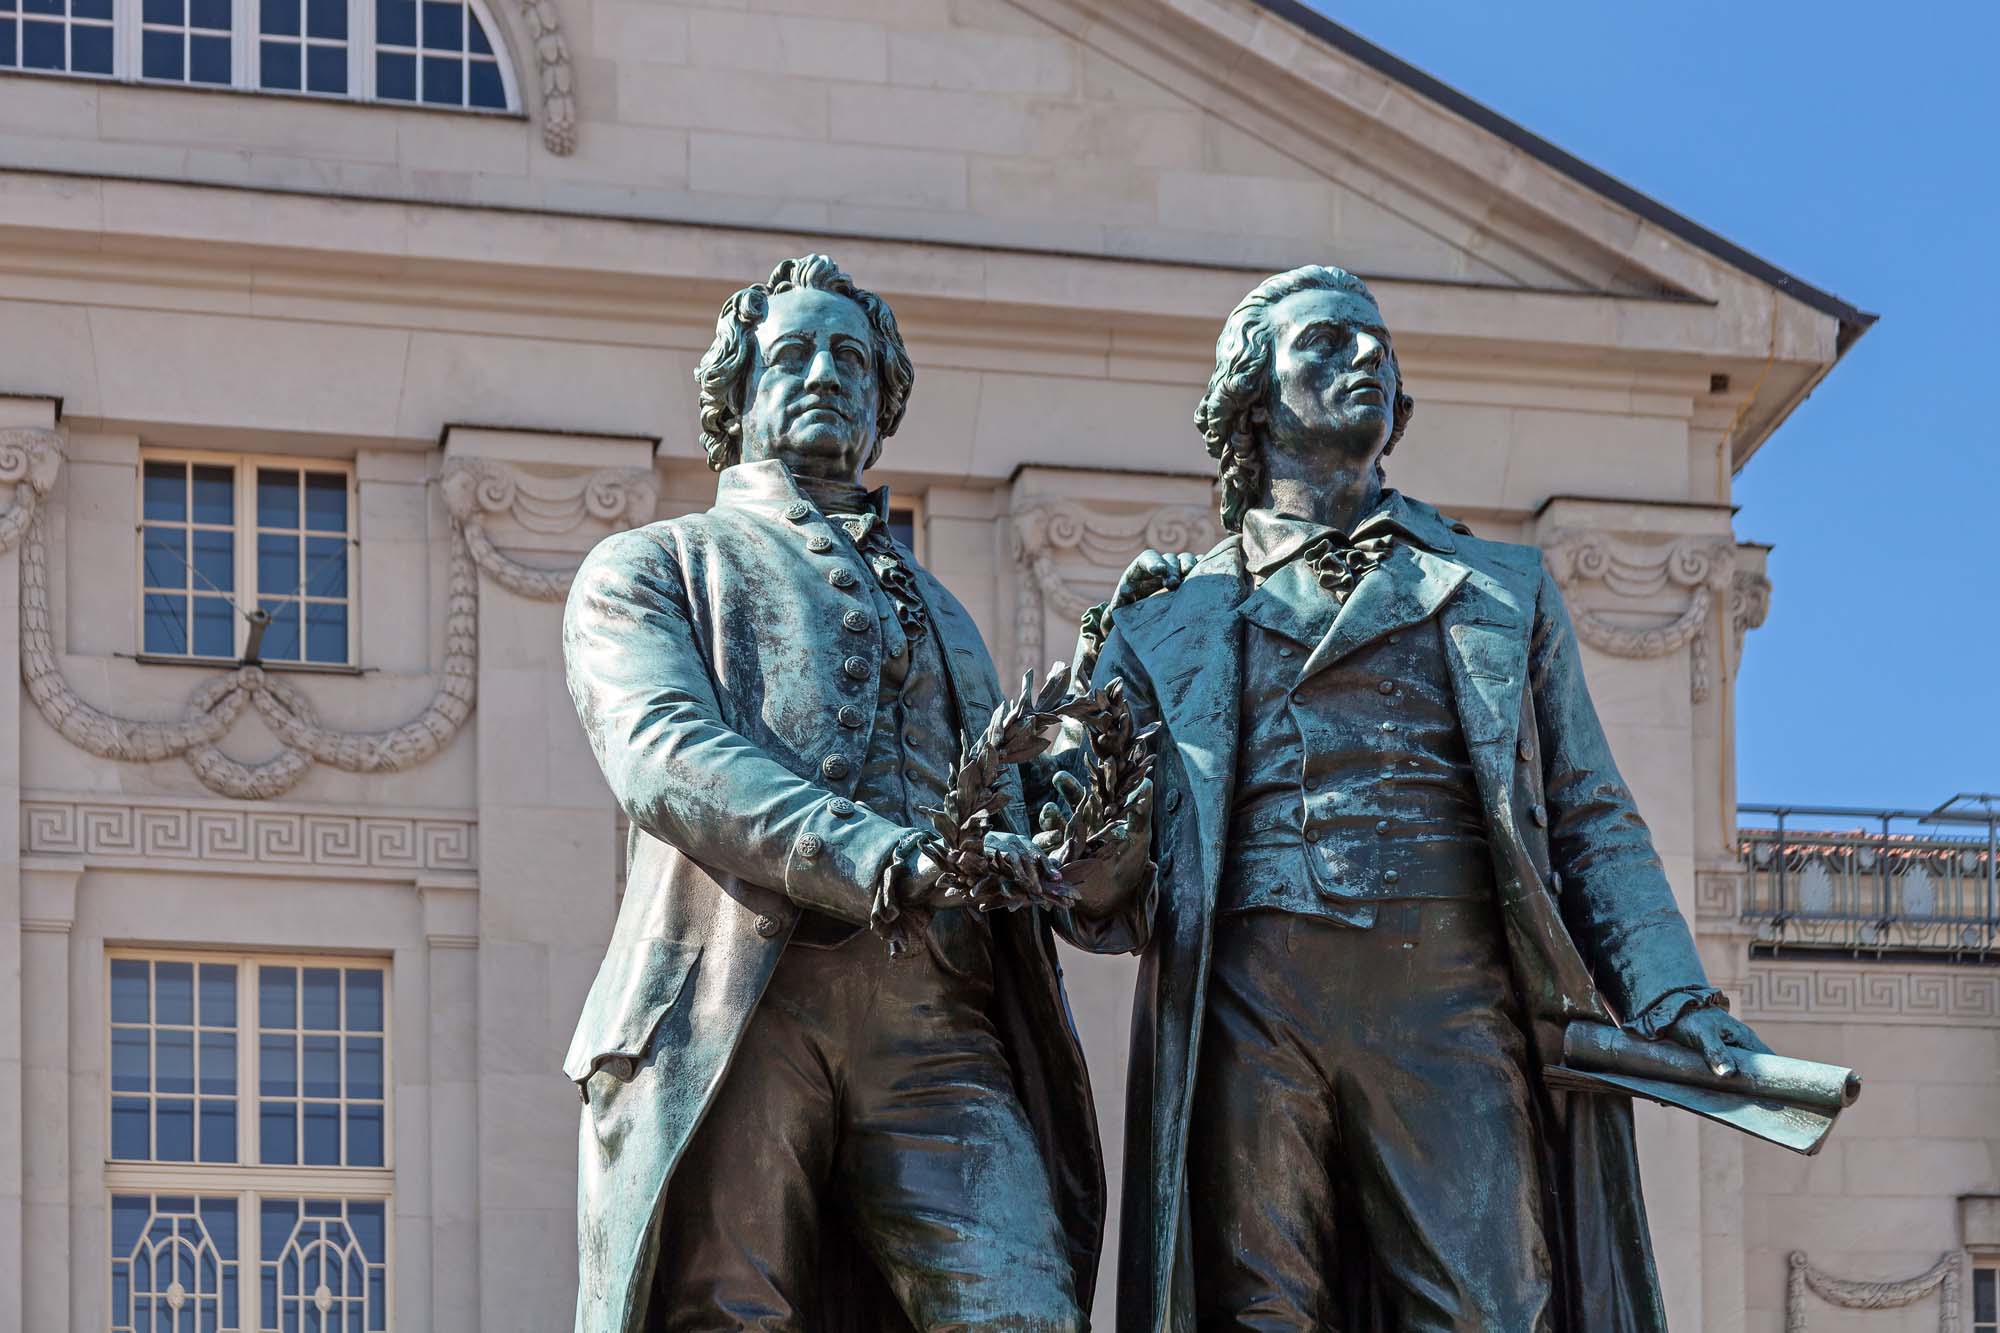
left=304, top=0, right=342, bottom=38
left=157, top=961, right=194, bottom=1024
left=199, top=1101, right=235, bottom=1162
left=374, top=0, right=410, bottom=43
left=155, top=1097, right=194, bottom=1160
left=0, top=21, right=17, bottom=67
left=142, top=0, right=179, bottom=21
left=188, top=0, right=226, bottom=27
left=71, top=18, right=110, bottom=71
left=112, top=959, right=151, bottom=1022
left=143, top=461, right=186, bottom=521
left=112, top=1097, right=149, bottom=1158
left=261, top=600, right=301, bottom=661
left=303, top=1101, right=340, bottom=1164
left=157, top=1028, right=194, bottom=1094
left=305, top=537, right=346, bottom=597
left=347, top=1104, right=383, bottom=1166
left=469, top=57, right=503, bottom=108
left=303, top=1034, right=340, bottom=1098
left=420, top=0, right=457, bottom=47
left=260, top=965, right=296, bottom=1027
left=467, top=9, right=488, bottom=52
left=306, top=602, right=347, bottom=664
left=257, top=467, right=299, bottom=527
left=20, top=16, right=60, bottom=68
left=143, top=593, right=187, bottom=655
left=302, top=968, right=340, bottom=1029
left=376, top=48, right=413, bottom=98
left=306, top=40, right=344, bottom=92
left=192, top=595, right=235, bottom=658
left=142, top=528, right=187, bottom=589
left=1980, top=1269, right=1996, bottom=1322
left=304, top=471, right=346, bottom=531
left=190, top=31, right=228, bottom=81
left=346, top=1036, right=382, bottom=1098
left=141, top=28, right=185, bottom=78
left=261, top=1033, right=297, bottom=1096
left=259, top=0, right=295, bottom=34
left=422, top=52, right=460, bottom=104
left=259, top=1100, right=296, bottom=1163
left=260, top=35, right=300, bottom=85
left=346, top=970, right=382, bottom=1031
left=112, top=1028, right=150, bottom=1092
left=258, top=532, right=299, bottom=598
left=200, top=1030, right=236, bottom=1094
left=191, top=527, right=234, bottom=593
left=199, top=963, right=237, bottom=1025
left=190, top=465, right=233, bottom=525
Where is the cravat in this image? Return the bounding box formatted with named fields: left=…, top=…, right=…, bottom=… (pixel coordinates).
left=1300, top=530, right=1394, bottom=602
left=841, top=514, right=930, bottom=639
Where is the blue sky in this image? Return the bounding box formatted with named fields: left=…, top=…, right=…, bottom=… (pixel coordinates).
left=1329, top=1, right=1999, bottom=812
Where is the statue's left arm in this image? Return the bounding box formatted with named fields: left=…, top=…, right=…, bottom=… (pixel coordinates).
left=1529, top=567, right=1762, bottom=1063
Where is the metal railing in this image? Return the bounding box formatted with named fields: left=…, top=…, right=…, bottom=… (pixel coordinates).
left=1737, top=794, right=2000, bottom=957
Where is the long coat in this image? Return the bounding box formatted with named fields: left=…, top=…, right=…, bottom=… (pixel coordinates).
left=1090, top=492, right=1711, bottom=1333
left=561, top=460, right=1104, bottom=1333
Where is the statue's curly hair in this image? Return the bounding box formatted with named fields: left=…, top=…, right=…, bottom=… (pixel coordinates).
left=1195, top=265, right=1416, bottom=532
left=695, top=254, right=915, bottom=472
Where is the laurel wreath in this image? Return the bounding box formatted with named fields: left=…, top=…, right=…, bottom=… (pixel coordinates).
left=915, top=662, right=1156, bottom=914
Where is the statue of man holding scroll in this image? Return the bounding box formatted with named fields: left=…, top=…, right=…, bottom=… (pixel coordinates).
left=561, top=255, right=1148, bottom=1333
left=1082, top=264, right=1774, bottom=1332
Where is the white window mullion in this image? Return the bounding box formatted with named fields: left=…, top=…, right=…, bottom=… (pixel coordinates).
left=113, top=0, right=139, bottom=81
left=231, top=0, right=252, bottom=89
left=349, top=0, right=370, bottom=97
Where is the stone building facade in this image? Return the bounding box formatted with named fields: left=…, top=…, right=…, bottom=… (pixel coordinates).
left=4, top=0, right=1977, bottom=1327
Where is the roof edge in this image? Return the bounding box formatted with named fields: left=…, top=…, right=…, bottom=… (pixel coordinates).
left=1250, top=0, right=1878, bottom=343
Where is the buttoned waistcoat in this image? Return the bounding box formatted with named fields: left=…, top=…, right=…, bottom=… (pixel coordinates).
left=1087, top=490, right=1708, bottom=1333
left=561, top=460, right=1103, bottom=1333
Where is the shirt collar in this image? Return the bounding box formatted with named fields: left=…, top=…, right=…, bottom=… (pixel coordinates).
left=1239, top=489, right=1447, bottom=576
left=714, top=458, right=891, bottom=519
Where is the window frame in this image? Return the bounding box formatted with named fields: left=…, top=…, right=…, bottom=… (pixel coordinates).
left=135, top=449, right=362, bottom=669
left=1973, top=1256, right=1998, bottom=1333
left=103, top=947, right=396, bottom=1333
left=3, top=0, right=519, bottom=110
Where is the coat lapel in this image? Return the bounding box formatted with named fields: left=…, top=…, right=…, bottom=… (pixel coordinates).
left=1298, top=543, right=1470, bottom=682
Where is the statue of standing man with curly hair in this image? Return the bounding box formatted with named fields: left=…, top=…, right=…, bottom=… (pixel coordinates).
left=561, top=255, right=1147, bottom=1333
left=1081, top=264, right=1773, bottom=1331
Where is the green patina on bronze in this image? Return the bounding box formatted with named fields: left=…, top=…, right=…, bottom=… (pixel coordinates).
left=1081, top=265, right=1781, bottom=1333
left=561, top=256, right=1148, bottom=1333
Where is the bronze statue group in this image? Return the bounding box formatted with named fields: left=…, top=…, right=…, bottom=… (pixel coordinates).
left=561, top=255, right=1776, bottom=1333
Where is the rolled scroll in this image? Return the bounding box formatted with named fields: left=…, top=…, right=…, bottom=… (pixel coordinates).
left=1545, top=1021, right=1861, bottom=1155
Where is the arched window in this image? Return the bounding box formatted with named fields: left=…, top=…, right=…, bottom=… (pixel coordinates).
left=0, top=0, right=516, bottom=110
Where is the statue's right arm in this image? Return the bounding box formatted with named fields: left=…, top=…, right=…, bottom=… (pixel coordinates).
left=562, top=528, right=917, bottom=927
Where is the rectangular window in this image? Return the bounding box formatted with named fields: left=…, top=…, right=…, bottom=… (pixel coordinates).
left=1976, top=1263, right=1997, bottom=1333
left=138, top=0, right=232, bottom=83
left=107, top=951, right=392, bottom=1333
left=257, top=0, right=346, bottom=94
left=1, top=0, right=116, bottom=75
left=139, top=453, right=356, bottom=666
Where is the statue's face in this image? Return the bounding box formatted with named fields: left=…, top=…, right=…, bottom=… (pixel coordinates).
left=1262, top=285, right=1399, bottom=466
left=738, top=287, right=881, bottom=482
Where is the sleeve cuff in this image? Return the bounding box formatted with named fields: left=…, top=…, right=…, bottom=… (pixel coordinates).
left=1629, top=985, right=1730, bottom=1040
left=869, top=831, right=936, bottom=954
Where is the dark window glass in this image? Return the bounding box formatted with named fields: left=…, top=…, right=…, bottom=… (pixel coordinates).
left=192, top=594, right=234, bottom=657
left=261, top=600, right=300, bottom=660
left=305, top=602, right=346, bottom=663
left=468, top=57, right=503, bottom=107
left=199, top=1102, right=235, bottom=1162
left=72, top=0, right=110, bottom=15
left=887, top=505, right=916, bottom=550
left=347, top=1104, right=383, bottom=1166
left=259, top=1101, right=296, bottom=1164
left=302, top=1034, right=340, bottom=1098
left=303, top=470, right=345, bottom=530
left=0, top=22, right=18, bottom=68
left=112, top=960, right=151, bottom=1021
left=190, top=465, right=233, bottom=524
left=302, top=968, right=340, bottom=1028
left=191, top=527, right=234, bottom=592
left=421, top=52, right=458, bottom=103
left=112, top=1097, right=150, bottom=1158
left=306, top=40, right=342, bottom=91
left=468, top=9, right=489, bottom=52
left=157, top=962, right=194, bottom=1024
left=158, top=1029, right=194, bottom=1094
left=375, top=48, right=413, bottom=97
left=257, top=467, right=298, bottom=525
left=260, top=36, right=299, bottom=86
left=258, top=0, right=295, bottom=34
left=346, top=970, right=382, bottom=1031
left=142, top=0, right=179, bottom=21
left=142, top=461, right=185, bottom=521
left=190, top=32, right=228, bottom=81
left=257, top=532, right=298, bottom=598
left=112, top=1029, right=149, bottom=1092
left=305, top=0, right=341, bottom=37
left=189, top=0, right=226, bottom=27
left=346, top=1037, right=382, bottom=1098
left=156, top=1097, right=194, bottom=1160
left=260, top=1034, right=296, bottom=1095
left=1980, top=1269, right=1997, bottom=1322
left=71, top=19, right=110, bottom=70
left=22, top=0, right=58, bottom=12
left=21, top=17, right=61, bottom=68
left=374, top=0, right=410, bottom=43
left=199, top=963, right=236, bottom=1024
left=199, top=1031, right=235, bottom=1094
left=303, top=1101, right=340, bottom=1164
left=144, top=593, right=186, bottom=655
left=259, top=966, right=296, bottom=1028
left=419, top=0, right=456, bottom=47
left=143, top=529, right=187, bottom=589
left=304, top=536, right=346, bottom=597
